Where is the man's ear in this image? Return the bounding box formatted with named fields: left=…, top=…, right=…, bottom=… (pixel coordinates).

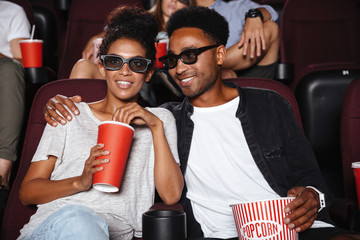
left=145, top=68, right=154, bottom=83
left=98, top=62, right=106, bottom=78
left=216, top=45, right=227, bottom=66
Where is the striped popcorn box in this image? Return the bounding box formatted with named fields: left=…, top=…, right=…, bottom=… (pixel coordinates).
left=231, top=198, right=298, bottom=240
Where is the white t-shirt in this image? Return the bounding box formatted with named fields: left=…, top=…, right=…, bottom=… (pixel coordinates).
left=186, top=97, right=332, bottom=238
left=19, top=102, right=180, bottom=240
left=0, top=1, right=30, bottom=58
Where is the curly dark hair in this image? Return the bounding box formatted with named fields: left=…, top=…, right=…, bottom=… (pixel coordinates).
left=99, top=6, right=159, bottom=62
left=166, top=6, right=229, bottom=46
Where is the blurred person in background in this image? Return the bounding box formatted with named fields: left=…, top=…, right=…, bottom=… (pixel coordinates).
left=0, top=0, right=30, bottom=214
left=196, top=0, right=280, bottom=79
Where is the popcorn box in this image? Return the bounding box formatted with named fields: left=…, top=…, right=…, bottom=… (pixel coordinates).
left=231, top=198, right=298, bottom=240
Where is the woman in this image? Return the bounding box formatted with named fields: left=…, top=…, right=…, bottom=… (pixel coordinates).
left=18, top=6, right=183, bottom=240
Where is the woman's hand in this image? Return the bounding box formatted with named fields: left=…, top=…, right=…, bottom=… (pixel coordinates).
left=77, top=144, right=110, bottom=191
left=112, top=102, right=161, bottom=130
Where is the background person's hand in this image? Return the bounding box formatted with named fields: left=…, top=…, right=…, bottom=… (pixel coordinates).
left=284, top=186, right=319, bottom=232
left=82, top=36, right=96, bottom=60
left=82, top=32, right=105, bottom=60
left=238, top=17, right=266, bottom=59
left=44, top=95, right=82, bottom=127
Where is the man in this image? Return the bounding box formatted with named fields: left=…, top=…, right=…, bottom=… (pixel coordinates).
left=43, top=6, right=359, bottom=240
left=0, top=1, right=30, bottom=212
left=159, top=6, right=358, bottom=239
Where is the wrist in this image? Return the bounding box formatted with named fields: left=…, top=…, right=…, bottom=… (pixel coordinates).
left=73, top=177, right=87, bottom=192
left=245, top=8, right=264, bottom=22
left=150, top=120, right=164, bottom=133
left=306, top=186, right=326, bottom=212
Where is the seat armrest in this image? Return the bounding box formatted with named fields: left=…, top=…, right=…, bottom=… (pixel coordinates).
left=150, top=202, right=184, bottom=213
left=329, top=198, right=360, bottom=231
left=274, top=63, right=294, bottom=83
left=56, top=0, right=72, bottom=11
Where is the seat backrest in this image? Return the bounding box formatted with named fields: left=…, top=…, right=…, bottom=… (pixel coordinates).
left=57, top=0, right=143, bottom=79
left=341, top=78, right=360, bottom=205
left=280, top=0, right=360, bottom=88
left=225, top=77, right=303, bottom=129
left=0, top=79, right=107, bottom=240
left=294, top=70, right=360, bottom=197
left=29, top=0, right=70, bottom=70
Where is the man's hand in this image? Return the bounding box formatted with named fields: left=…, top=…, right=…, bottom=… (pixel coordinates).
left=44, top=95, right=82, bottom=127
left=238, top=17, right=266, bottom=59
left=284, top=186, right=319, bottom=232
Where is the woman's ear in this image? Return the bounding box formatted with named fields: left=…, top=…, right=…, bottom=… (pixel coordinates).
left=216, top=45, right=226, bottom=66
left=145, top=68, right=154, bottom=83
left=98, top=62, right=106, bottom=78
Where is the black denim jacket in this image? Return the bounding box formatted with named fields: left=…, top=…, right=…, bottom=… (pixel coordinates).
left=161, top=82, right=332, bottom=237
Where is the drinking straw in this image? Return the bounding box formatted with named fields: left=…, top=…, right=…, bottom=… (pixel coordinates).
left=30, top=25, right=35, bottom=40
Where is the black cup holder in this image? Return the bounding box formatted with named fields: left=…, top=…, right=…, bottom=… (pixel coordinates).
left=142, top=209, right=187, bottom=240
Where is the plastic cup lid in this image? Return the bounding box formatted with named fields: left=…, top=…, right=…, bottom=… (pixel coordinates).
left=19, top=39, right=43, bottom=43
left=352, top=162, right=360, bottom=168
left=99, top=120, right=134, bottom=132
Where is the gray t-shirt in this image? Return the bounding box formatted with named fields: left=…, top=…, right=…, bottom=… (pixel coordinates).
left=19, top=102, right=179, bottom=240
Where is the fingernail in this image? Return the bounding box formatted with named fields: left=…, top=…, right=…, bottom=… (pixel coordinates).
left=288, top=223, right=295, bottom=230
left=98, top=143, right=104, bottom=148
left=52, top=122, right=58, bottom=127
left=74, top=110, right=79, bottom=115
left=296, top=227, right=301, bottom=232
left=284, top=207, right=290, bottom=213
left=284, top=218, right=290, bottom=224
left=103, top=150, right=110, bottom=155
left=102, top=159, right=109, bottom=163
left=60, top=120, right=66, bottom=125
left=98, top=166, right=104, bottom=171
left=67, top=116, right=72, bottom=121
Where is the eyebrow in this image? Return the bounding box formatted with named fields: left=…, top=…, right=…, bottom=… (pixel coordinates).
left=167, top=46, right=198, bottom=55
left=107, top=54, right=146, bottom=58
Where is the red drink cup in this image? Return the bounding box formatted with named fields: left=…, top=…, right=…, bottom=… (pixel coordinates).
left=154, top=40, right=168, bottom=68
left=352, top=162, right=360, bottom=209
left=93, top=121, right=134, bottom=193
left=231, top=198, right=298, bottom=240
left=19, top=39, right=43, bottom=68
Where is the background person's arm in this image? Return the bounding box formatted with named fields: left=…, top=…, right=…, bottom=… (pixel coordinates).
left=82, top=31, right=105, bottom=60
left=10, top=38, right=27, bottom=63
